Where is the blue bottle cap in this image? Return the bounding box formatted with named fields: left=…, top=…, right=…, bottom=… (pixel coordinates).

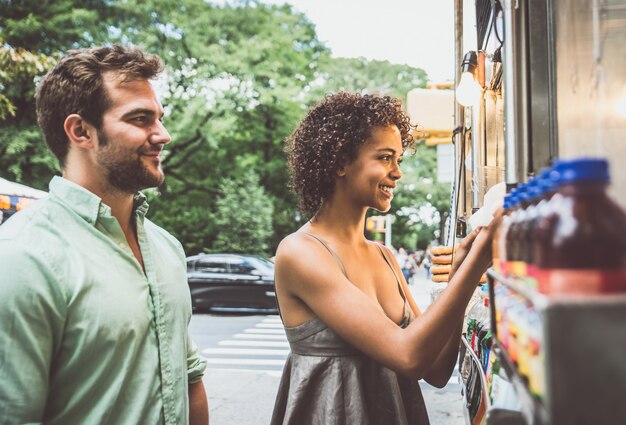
left=515, top=184, right=530, bottom=203
left=554, top=157, right=610, bottom=185
left=538, top=167, right=557, bottom=193
left=526, top=177, right=543, bottom=200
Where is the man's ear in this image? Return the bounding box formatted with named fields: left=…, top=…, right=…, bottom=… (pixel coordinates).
left=63, top=114, right=96, bottom=149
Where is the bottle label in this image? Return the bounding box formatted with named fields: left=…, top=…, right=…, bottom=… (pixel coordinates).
left=536, top=268, right=626, bottom=294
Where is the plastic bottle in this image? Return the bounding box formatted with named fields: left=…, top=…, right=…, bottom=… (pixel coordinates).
left=493, top=282, right=510, bottom=350
left=534, top=158, right=626, bottom=294
left=506, top=184, right=530, bottom=278
left=527, top=167, right=558, bottom=282
left=466, top=284, right=489, bottom=353
left=518, top=178, right=543, bottom=287
left=526, top=308, right=545, bottom=399
left=492, top=193, right=514, bottom=273
left=478, top=300, right=493, bottom=372
left=498, top=192, right=519, bottom=277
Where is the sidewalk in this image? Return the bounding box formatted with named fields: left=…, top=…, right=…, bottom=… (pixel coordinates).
left=409, top=269, right=465, bottom=425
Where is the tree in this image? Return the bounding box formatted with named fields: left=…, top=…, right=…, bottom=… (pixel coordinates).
left=141, top=0, right=329, bottom=253
left=311, top=56, right=428, bottom=103
left=212, top=171, right=274, bottom=256
left=0, top=0, right=444, bottom=255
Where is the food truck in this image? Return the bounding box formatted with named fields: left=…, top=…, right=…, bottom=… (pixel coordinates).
left=445, top=1, right=626, bottom=424
left=0, top=177, right=47, bottom=224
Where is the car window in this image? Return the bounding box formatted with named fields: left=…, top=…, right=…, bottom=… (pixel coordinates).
left=229, top=260, right=255, bottom=275
left=196, top=258, right=229, bottom=274
left=249, top=257, right=274, bottom=274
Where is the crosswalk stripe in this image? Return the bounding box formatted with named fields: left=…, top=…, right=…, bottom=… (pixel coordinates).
left=205, top=358, right=286, bottom=366
left=243, top=328, right=285, bottom=334
left=205, top=367, right=283, bottom=377
left=254, top=323, right=285, bottom=329
left=203, top=347, right=289, bottom=356
left=200, top=316, right=290, bottom=373
left=233, top=333, right=287, bottom=340
left=219, top=340, right=290, bottom=348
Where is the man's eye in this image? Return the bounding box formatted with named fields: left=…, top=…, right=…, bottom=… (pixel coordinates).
left=132, top=116, right=148, bottom=123
left=380, top=155, right=391, bottom=161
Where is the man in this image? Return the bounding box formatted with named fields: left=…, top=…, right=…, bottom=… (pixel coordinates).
left=0, top=45, right=208, bottom=425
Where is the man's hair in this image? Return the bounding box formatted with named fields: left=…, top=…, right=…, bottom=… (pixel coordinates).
left=35, top=44, right=163, bottom=166
left=286, top=91, right=415, bottom=216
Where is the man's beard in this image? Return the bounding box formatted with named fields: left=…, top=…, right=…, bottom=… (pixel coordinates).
left=96, top=129, right=164, bottom=194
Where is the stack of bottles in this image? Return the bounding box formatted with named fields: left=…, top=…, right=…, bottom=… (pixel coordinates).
left=490, top=157, right=626, bottom=401
left=493, top=283, right=545, bottom=399
left=494, top=157, right=626, bottom=294
left=466, top=284, right=492, bottom=373
left=462, top=285, right=494, bottom=424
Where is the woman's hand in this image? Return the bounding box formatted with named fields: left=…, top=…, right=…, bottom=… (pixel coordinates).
left=450, top=209, right=504, bottom=279
left=449, top=227, right=481, bottom=279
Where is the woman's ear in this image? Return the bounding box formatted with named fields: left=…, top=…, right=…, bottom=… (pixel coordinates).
left=64, top=114, right=95, bottom=149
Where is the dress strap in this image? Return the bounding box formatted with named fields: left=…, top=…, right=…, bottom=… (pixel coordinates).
left=375, top=244, right=409, bottom=319
left=303, top=233, right=349, bottom=278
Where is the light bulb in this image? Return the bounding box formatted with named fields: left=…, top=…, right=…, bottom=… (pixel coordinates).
left=456, top=72, right=481, bottom=107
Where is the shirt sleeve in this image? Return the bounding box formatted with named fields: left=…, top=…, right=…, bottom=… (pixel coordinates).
left=0, top=241, right=65, bottom=423
left=186, top=332, right=207, bottom=384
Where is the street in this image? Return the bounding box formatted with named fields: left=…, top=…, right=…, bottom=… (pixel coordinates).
left=190, top=273, right=465, bottom=425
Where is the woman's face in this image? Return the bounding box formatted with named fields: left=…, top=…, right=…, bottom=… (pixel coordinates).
left=339, top=124, right=403, bottom=212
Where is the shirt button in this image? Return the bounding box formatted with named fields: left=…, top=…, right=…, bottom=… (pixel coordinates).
left=119, top=242, right=126, bottom=249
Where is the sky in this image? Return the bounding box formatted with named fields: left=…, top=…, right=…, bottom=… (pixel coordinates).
left=218, top=0, right=456, bottom=82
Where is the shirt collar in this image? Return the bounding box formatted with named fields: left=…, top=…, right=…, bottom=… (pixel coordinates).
left=49, top=176, right=150, bottom=225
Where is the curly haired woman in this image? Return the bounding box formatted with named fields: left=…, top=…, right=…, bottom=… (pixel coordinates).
left=270, top=92, right=499, bottom=425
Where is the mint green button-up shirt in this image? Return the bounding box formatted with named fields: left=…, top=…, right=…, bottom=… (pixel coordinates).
left=0, top=176, right=207, bottom=425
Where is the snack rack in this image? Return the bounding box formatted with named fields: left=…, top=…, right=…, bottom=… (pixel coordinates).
left=459, top=269, right=626, bottom=425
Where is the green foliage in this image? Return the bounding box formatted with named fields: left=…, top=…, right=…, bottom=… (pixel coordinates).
left=0, top=43, right=57, bottom=121
left=0, top=0, right=445, bottom=255
left=312, top=57, right=428, bottom=103
left=212, top=171, right=274, bottom=256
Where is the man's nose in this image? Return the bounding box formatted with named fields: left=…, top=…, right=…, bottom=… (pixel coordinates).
left=150, top=120, right=171, bottom=145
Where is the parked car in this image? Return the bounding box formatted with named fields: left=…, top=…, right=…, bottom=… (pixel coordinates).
left=186, top=253, right=278, bottom=314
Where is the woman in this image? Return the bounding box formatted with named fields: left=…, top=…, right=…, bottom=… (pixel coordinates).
left=270, top=92, right=497, bottom=425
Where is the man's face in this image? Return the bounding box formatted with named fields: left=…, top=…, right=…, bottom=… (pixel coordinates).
left=93, top=71, right=171, bottom=194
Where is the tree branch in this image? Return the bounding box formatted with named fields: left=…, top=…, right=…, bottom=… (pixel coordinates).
left=166, top=168, right=219, bottom=196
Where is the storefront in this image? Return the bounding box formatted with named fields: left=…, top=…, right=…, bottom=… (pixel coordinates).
left=443, top=1, right=626, bottom=424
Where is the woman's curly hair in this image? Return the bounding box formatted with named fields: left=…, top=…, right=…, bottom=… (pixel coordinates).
left=286, top=91, right=416, bottom=216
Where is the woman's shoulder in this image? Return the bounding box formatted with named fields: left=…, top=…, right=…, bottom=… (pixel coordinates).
left=275, top=231, right=336, bottom=272
left=277, top=231, right=320, bottom=259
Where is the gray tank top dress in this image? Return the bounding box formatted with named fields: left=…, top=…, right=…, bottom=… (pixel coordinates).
left=270, top=234, right=430, bottom=425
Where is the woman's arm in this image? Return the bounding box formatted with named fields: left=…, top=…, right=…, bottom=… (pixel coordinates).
left=275, top=221, right=497, bottom=380
left=385, top=230, right=484, bottom=387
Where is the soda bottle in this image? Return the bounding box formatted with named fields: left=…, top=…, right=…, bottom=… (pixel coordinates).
left=534, top=158, right=626, bottom=294
left=498, top=192, right=520, bottom=277
left=527, top=167, right=558, bottom=282
left=493, top=193, right=515, bottom=273
left=506, top=184, right=531, bottom=278
left=466, top=284, right=489, bottom=353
